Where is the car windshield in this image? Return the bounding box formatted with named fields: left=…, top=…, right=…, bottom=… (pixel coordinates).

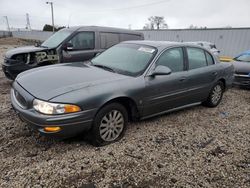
left=41, top=30, right=73, bottom=48
left=235, top=54, right=250, bottom=62
left=91, top=43, right=157, bottom=76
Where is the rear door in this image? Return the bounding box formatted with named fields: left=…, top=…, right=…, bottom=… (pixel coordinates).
left=143, top=47, right=190, bottom=116
left=62, top=31, right=97, bottom=62
left=184, top=47, right=218, bottom=103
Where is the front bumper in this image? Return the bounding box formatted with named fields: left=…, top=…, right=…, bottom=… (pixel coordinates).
left=233, top=74, right=250, bottom=88
left=11, top=82, right=96, bottom=139
left=2, top=58, right=32, bottom=80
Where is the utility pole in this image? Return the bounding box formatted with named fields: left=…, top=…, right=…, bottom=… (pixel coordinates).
left=26, top=13, right=31, bottom=30
left=3, top=16, right=10, bottom=32
left=46, top=1, right=55, bottom=33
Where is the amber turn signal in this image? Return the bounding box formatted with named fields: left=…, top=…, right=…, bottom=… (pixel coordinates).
left=64, top=104, right=81, bottom=113
left=44, top=126, right=61, bottom=132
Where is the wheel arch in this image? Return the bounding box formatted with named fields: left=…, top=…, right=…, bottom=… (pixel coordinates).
left=96, top=96, right=140, bottom=121
left=217, top=78, right=226, bottom=91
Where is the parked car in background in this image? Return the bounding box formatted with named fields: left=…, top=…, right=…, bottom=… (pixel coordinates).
left=186, top=41, right=220, bottom=56
left=232, top=50, right=250, bottom=88
left=2, top=26, right=144, bottom=79
left=11, top=41, right=234, bottom=146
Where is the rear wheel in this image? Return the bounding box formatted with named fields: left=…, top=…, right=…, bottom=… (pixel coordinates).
left=90, top=103, right=128, bottom=146
left=203, top=81, right=224, bottom=107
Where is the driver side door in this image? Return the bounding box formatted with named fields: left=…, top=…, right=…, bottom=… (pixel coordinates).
left=142, top=47, right=190, bottom=117
left=61, top=32, right=97, bottom=63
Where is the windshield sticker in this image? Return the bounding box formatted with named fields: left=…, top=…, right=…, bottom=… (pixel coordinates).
left=138, top=47, right=155, bottom=53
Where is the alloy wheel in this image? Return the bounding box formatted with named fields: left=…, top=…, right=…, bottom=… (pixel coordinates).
left=211, top=85, right=222, bottom=105
left=99, top=110, right=124, bottom=142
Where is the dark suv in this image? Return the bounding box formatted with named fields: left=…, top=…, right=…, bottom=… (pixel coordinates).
left=2, top=26, right=144, bottom=79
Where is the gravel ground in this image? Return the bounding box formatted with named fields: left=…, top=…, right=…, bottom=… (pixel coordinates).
left=0, top=38, right=249, bottom=188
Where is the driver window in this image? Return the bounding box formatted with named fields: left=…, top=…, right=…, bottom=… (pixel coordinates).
left=68, top=32, right=94, bottom=50
left=155, top=47, right=184, bottom=72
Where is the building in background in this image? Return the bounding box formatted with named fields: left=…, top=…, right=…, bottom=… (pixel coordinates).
left=140, top=27, right=250, bottom=57
left=1, top=27, right=250, bottom=57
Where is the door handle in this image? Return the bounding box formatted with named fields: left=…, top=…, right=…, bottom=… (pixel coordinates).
left=179, top=77, right=187, bottom=82
left=212, top=72, right=218, bottom=76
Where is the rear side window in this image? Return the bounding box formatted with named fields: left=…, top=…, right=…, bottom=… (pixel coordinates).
left=100, top=32, right=120, bottom=49
left=205, top=52, right=214, bottom=65
left=69, top=32, right=94, bottom=50
left=187, top=47, right=207, bottom=70
left=156, top=47, right=184, bottom=72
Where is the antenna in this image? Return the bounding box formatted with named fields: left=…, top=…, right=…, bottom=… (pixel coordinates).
left=3, top=16, right=10, bottom=32
left=26, top=13, right=31, bottom=30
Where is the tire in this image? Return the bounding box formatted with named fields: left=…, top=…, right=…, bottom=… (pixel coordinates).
left=203, top=81, right=224, bottom=107
left=90, top=103, right=128, bottom=146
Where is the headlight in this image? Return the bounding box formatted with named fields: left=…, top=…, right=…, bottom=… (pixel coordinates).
left=13, top=54, right=27, bottom=62
left=33, top=99, right=81, bottom=115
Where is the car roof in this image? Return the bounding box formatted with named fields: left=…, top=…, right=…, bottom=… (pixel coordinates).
left=186, top=41, right=214, bottom=45
left=122, top=40, right=205, bottom=49
left=62, top=26, right=143, bottom=35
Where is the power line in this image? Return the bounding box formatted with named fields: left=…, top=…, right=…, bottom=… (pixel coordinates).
left=57, top=0, right=171, bottom=14
left=98, top=0, right=171, bottom=12
left=0, top=0, right=172, bottom=29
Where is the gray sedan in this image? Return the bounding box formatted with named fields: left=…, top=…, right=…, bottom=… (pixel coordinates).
left=11, top=41, right=234, bottom=146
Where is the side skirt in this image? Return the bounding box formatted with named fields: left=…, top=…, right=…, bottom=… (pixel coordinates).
left=140, top=102, right=202, bottom=120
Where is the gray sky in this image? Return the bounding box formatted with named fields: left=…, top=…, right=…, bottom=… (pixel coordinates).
left=0, top=0, right=250, bottom=30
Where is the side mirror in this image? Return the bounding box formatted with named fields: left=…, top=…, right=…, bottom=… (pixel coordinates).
left=63, top=43, right=73, bottom=51
left=150, top=65, right=172, bottom=76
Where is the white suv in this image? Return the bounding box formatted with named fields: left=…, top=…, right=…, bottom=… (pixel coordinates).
left=187, top=41, right=220, bottom=56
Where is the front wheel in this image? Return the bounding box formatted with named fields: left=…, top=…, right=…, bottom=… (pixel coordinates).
left=203, top=81, right=224, bottom=107
left=90, top=103, right=128, bottom=146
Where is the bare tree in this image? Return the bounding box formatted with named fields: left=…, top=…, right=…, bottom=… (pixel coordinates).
left=143, top=16, right=168, bottom=30
left=189, top=24, right=198, bottom=29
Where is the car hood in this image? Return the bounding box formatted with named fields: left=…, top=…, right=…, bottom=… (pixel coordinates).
left=16, top=62, right=129, bottom=101
left=5, top=46, right=49, bottom=58
left=233, top=61, right=250, bottom=73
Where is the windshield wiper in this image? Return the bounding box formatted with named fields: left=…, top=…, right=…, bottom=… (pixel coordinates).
left=92, top=64, right=117, bottom=73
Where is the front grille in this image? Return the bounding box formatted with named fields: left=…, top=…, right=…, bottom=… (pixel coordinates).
left=13, top=89, right=28, bottom=109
